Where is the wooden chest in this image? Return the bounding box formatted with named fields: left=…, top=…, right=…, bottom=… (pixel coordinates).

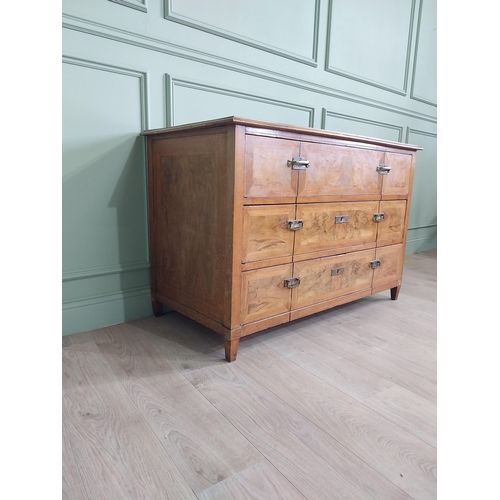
left=141, top=117, right=421, bottom=361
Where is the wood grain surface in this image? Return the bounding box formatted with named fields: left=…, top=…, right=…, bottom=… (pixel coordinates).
left=240, top=264, right=293, bottom=324
left=197, top=460, right=307, bottom=500
left=381, top=152, right=413, bottom=197
left=185, top=364, right=411, bottom=500
left=94, top=324, right=263, bottom=493
left=151, top=133, right=231, bottom=325
left=244, top=134, right=299, bottom=202
left=298, top=142, right=384, bottom=199
left=294, top=201, right=379, bottom=254
left=62, top=342, right=197, bottom=500
left=242, top=205, right=296, bottom=262
left=291, top=249, right=375, bottom=310
left=235, top=341, right=436, bottom=499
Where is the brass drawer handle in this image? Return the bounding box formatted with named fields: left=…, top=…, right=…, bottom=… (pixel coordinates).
left=331, top=267, right=344, bottom=276
left=284, top=277, right=301, bottom=289
left=370, top=260, right=381, bottom=269
left=373, top=213, right=385, bottom=222
left=287, top=219, right=304, bottom=231
left=287, top=157, right=310, bottom=170
left=335, top=215, right=349, bottom=224
left=377, top=164, right=391, bottom=175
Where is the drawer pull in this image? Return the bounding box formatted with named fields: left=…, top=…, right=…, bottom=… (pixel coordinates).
left=287, top=219, right=304, bottom=231
left=377, top=164, right=391, bottom=175
left=331, top=267, right=344, bottom=276
left=373, top=213, right=385, bottom=222
left=335, top=215, right=349, bottom=224
left=370, top=260, right=381, bottom=269
left=284, top=277, right=301, bottom=289
left=287, top=157, right=310, bottom=170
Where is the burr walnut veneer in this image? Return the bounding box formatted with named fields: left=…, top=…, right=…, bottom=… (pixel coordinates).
left=141, top=117, right=421, bottom=361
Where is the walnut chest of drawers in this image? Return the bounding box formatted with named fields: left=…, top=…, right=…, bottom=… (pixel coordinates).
left=141, top=117, right=421, bottom=361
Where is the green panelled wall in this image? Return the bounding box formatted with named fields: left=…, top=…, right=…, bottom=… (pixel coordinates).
left=62, top=0, right=437, bottom=335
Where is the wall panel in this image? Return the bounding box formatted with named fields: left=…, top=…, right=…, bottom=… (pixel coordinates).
left=62, top=0, right=437, bottom=335
left=164, top=0, right=320, bottom=65
left=326, top=0, right=415, bottom=94
left=62, top=57, right=150, bottom=334
left=168, top=78, right=314, bottom=127
left=411, top=0, right=437, bottom=105
left=406, top=129, right=437, bottom=254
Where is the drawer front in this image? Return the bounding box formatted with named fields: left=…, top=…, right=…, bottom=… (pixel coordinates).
left=244, top=135, right=299, bottom=202
left=241, top=264, right=293, bottom=324
left=291, top=249, right=376, bottom=310
left=376, top=201, right=407, bottom=244
left=297, top=142, right=384, bottom=200
left=294, top=201, right=379, bottom=254
left=372, top=244, right=404, bottom=287
left=242, top=205, right=296, bottom=263
left=381, top=152, right=412, bottom=197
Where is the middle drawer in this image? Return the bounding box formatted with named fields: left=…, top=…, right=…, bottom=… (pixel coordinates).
left=242, top=201, right=405, bottom=263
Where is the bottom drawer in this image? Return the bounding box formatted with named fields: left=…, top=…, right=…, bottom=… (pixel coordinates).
left=240, top=244, right=404, bottom=325
left=240, top=264, right=293, bottom=325
left=291, top=249, right=376, bottom=310
left=372, top=243, right=404, bottom=287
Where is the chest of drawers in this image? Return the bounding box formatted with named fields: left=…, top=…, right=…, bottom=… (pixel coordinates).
left=142, top=117, right=421, bottom=361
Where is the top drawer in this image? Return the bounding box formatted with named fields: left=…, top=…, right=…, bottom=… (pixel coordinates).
left=244, top=135, right=300, bottom=203
left=244, top=134, right=413, bottom=204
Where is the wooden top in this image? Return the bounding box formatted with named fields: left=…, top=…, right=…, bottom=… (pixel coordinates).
left=141, top=116, right=423, bottom=151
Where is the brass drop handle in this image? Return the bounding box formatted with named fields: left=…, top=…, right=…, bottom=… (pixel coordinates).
left=287, top=157, right=310, bottom=170
left=373, top=213, right=385, bottom=222
left=370, top=260, right=381, bottom=269
left=377, top=164, right=391, bottom=175
left=284, top=277, right=301, bottom=288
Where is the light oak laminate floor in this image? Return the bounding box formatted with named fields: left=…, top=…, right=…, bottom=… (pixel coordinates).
left=62, top=249, right=437, bottom=500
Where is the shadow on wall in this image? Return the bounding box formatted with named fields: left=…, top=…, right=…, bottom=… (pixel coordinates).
left=62, top=134, right=151, bottom=333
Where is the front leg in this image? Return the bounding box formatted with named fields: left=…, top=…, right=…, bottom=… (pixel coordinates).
left=224, top=338, right=240, bottom=362
left=390, top=285, right=401, bottom=301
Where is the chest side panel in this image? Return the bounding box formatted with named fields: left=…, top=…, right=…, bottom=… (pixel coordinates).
left=151, top=132, right=231, bottom=324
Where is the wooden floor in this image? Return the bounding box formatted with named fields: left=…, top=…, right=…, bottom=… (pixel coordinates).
left=62, top=249, right=437, bottom=500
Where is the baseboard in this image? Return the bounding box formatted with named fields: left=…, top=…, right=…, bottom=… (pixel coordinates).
left=62, top=287, right=152, bottom=336
left=405, top=234, right=437, bottom=255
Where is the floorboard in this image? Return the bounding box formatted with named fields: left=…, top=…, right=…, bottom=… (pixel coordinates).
left=93, top=323, right=263, bottom=494
left=236, top=341, right=436, bottom=499
left=197, top=460, right=307, bottom=500
left=62, top=342, right=197, bottom=500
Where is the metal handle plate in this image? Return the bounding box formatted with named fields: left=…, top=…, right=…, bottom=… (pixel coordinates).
left=287, top=219, right=304, bottom=231
left=335, top=215, right=349, bottom=224
left=370, top=260, right=381, bottom=269
left=373, top=213, right=385, bottom=222
left=377, top=164, right=391, bottom=175
left=287, top=157, right=310, bottom=170
left=284, top=277, right=301, bottom=289
left=331, top=267, right=344, bottom=276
